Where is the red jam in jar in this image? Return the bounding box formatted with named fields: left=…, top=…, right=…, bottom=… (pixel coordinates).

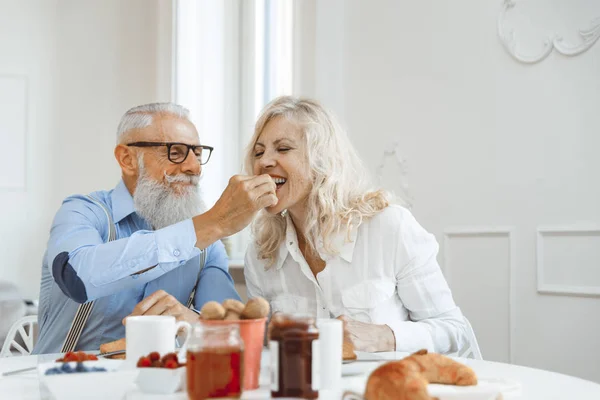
left=270, top=315, right=320, bottom=399
left=186, top=324, right=244, bottom=400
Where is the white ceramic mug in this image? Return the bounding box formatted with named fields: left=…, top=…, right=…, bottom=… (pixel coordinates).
left=125, top=316, right=191, bottom=365
left=316, top=318, right=343, bottom=390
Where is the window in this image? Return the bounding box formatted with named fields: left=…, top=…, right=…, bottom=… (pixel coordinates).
left=174, top=0, right=294, bottom=264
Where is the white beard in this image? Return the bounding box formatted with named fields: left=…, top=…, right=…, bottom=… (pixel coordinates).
left=133, top=164, right=205, bottom=230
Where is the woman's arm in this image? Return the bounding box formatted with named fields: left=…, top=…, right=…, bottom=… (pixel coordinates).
left=389, top=208, right=468, bottom=354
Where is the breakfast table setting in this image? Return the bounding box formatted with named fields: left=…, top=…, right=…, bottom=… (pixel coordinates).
left=2, top=297, right=600, bottom=399
left=2, top=348, right=600, bottom=399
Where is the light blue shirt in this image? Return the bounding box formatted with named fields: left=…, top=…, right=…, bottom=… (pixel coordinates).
left=33, top=180, right=240, bottom=354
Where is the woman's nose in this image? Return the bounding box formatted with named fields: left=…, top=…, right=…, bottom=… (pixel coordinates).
left=259, top=153, right=276, bottom=169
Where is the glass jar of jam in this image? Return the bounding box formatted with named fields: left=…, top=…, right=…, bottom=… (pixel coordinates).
left=270, top=314, right=320, bottom=399
left=186, top=324, right=245, bottom=400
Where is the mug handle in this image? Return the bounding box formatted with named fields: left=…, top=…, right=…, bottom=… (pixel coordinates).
left=175, top=321, right=192, bottom=359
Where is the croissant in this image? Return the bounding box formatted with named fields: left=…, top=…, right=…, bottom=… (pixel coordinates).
left=363, top=349, right=477, bottom=400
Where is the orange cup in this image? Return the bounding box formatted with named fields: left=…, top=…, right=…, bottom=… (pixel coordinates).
left=199, top=317, right=267, bottom=390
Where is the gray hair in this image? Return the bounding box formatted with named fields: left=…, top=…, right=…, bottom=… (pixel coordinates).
left=116, top=102, right=191, bottom=143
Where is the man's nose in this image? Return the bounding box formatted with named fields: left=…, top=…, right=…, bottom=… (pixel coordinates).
left=180, top=150, right=201, bottom=175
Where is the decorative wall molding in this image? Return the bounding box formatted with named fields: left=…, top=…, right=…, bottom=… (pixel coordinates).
left=537, top=225, right=600, bottom=297
left=443, top=226, right=516, bottom=363
left=375, top=141, right=413, bottom=210
left=498, top=0, right=600, bottom=64
left=0, top=74, right=28, bottom=192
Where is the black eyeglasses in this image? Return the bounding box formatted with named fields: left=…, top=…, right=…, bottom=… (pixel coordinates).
left=126, top=142, right=214, bottom=165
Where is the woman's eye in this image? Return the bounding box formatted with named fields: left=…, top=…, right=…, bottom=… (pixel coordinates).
left=254, top=151, right=264, bottom=157
left=278, top=148, right=290, bottom=153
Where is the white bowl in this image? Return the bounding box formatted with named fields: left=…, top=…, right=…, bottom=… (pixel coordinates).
left=37, top=359, right=139, bottom=400
left=135, top=366, right=186, bottom=394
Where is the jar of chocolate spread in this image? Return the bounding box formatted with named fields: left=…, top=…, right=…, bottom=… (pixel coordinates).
left=269, top=314, right=320, bottom=399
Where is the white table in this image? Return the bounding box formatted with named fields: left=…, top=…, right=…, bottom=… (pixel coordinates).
left=1, top=351, right=600, bottom=399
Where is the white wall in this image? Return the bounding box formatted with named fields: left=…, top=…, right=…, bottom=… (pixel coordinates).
left=0, top=0, right=172, bottom=300
left=295, top=0, right=600, bottom=383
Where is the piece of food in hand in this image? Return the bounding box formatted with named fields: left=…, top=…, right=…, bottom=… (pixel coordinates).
left=99, top=337, right=126, bottom=359
left=200, top=301, right=226, bottom=320
left=363, top=349, right=477, bottom=400
left=241, top=297, right=270, bottom=319
left=222, top=299, right=245, bottom=320
left=342, top=339, right=357, bottom=361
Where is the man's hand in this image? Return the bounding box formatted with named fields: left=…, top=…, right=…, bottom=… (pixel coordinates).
left=122, top=290, right=200, bottom=325
left=337, top=315, right=395, bottom=353
left=193, top=174, right=277, bottom=249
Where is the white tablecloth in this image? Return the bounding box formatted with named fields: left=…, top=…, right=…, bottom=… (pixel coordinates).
left=1, top=350, right=600, bottom=399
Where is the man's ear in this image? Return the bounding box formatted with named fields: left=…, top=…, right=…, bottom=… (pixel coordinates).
left=115, top=144, right=138, bottom=177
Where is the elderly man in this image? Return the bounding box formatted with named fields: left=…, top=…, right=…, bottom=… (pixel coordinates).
left=33, top=103, right=277, bottom=354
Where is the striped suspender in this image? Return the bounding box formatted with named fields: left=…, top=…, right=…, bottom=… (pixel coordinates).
left=61, top=195, right=115, bottom=353
left=186, top=250, right=206, bottom=309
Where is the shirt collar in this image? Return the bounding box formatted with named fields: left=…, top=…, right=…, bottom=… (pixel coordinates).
left=273, top=213, right=358, bottom=270
left=110, top=179, right=136, bottom=224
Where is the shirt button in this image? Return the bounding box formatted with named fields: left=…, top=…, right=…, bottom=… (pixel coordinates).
left=289, top=241, right=293, bottom=245
left=173, top=249, right=180, bottom=257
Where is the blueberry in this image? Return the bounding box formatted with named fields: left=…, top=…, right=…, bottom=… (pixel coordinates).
left=60, top=363, right=73, bottom=372
left=75, top=362, right=87, bottom=372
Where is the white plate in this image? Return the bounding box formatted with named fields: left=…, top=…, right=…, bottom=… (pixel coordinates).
left=342, top=361, right=382, bottom=377
left=428, top=377, right=522, bottom=400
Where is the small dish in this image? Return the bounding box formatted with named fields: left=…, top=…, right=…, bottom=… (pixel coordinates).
left=135, top=366, right=186, bottom=394
left=37, top=359, right=138, bottom=400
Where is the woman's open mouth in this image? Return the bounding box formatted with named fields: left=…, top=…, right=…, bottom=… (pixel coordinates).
left=273, top=177, right=287, bottom=191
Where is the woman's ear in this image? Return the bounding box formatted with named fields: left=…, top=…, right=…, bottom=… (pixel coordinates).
left=114, top=144, right=138, bottom=177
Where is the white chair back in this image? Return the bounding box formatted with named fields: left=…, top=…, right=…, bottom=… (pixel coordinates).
left=0, top=315, right=38, bottom=357
left=458, top=316, right=483, bottom=360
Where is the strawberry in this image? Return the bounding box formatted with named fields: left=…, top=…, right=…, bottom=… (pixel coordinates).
left=137, top=357, right=151, bottom=368
left=64, top=352, right=79, bottom=362
left=149, top=352, right=160, bottom=362
left=162, top=352, right=178, bottom=364
left=165, top=359, right=178, bottom=369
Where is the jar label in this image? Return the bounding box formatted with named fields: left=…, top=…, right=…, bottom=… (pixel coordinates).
left=270, top=341, right=279, bottom=391
left=312, top=339, right=320, bottom=391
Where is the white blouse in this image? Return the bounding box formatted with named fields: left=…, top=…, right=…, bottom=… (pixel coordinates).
left=244, top=205, right=469, bottom=354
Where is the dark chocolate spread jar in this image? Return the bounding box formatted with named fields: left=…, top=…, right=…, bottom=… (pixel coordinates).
left=269, top=315, right=320, bottom=399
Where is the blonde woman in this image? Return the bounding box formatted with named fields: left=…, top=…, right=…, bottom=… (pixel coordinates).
left=243, top=96, right=468, bottom=354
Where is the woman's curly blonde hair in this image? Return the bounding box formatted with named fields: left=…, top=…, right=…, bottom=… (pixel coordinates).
left=244, top=96, right=390, bottom=267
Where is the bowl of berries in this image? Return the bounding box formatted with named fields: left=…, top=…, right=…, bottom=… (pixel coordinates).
left=135, top=351, right=186, bottom=394
left=37, top=352, right=138, bottom=400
